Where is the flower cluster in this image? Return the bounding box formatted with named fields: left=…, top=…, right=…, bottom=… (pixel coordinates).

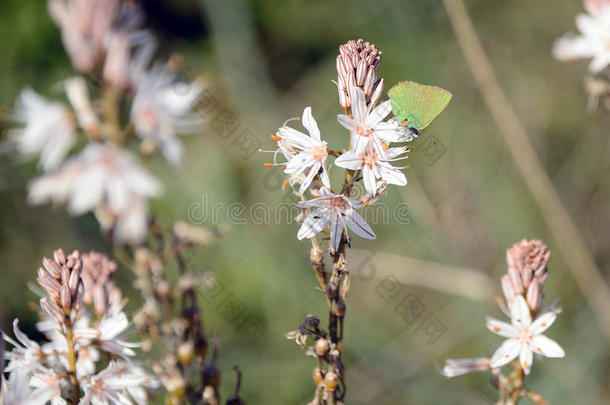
left=1, top=249, right=156, bottom=405
left=265, top=39, right=413, bottom=254
left=442, top=240, right=564, bottom=402
left=8, top=0, right=203, bottom=244
left=553, top=0, right=610, bottom=109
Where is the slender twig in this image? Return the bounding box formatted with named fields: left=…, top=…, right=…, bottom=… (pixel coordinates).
left=442, top=0, right=610, bottom=340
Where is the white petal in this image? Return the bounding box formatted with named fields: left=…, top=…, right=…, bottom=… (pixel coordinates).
left=490, top=339, right=521, bottom=368
left=334, top=151, right=363, bottom=171
left=297, top=208, right=331, bottom=240
left=329, top=211, right=343, bottom=251
left=529, top=311, right=557, bottom=335
left=362, top=164, right=377, bottom=197
left=367, top=100, right=392, bottom=126
left=299, top=161, right=320, bottom=195
left=350, top=86, right=367, bottom=123
left=530, top=335, right=565, bottom=358
left=344, top=208, right=376, bottom=240
left=519, top=346, right=533, bottom=375
left=337, top=114, right=357, bottom=131
left=302, top=107, right=321, bottom=140
left=377, top=163, right=407, bottom=186
left=510, top=295, right=531, bottom=328
left=486, top=317, right=517, bottom=338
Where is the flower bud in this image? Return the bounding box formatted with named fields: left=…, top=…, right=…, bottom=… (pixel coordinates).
left=323, top=371, right=339, bottom=391
left=315, top=338, right=330, bottom=357
left=203, top=364, right=221, bottom=389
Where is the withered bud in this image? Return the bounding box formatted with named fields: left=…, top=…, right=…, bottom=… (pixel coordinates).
left=226, top=396, right=245, bottom=405
left=304, top=314, right=320, bottom=329
left=177, top=341, right=195, bottom=365
left=196, top=335, right=209, bottom=359
left=335, top=299, right=346, bottom=318
left=323, top=371, right=339, bottom=391
left=164, top=375, right=186, bottom=398
left=154, top=280, right=173, bottom=302
left=312, top=367, right=324, bottom=385
left=203, top=364, right=221, bottom=389
left=314, top=338, right=330, bottom=357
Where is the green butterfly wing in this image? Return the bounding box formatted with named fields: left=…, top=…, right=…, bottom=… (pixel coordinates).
left=388, top=81, right=453, bottom=130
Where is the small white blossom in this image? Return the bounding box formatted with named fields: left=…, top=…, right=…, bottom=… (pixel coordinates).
left=9, top=88, right=76, bottom=171
left=131, top=66, right=203, bottom=165
left=486, top=295, right=565, bottom=375
left=27, top=143, right=161, bottom=244
left=334, top=145, right=407, bottom=197
left=2, top=320, right=46, bottom=373
left=337, top=86, right=403, bottom=154
left=553, top=0, right=610, bottom=72
left=297, top=188, right=375, bottom=252
left=79, top=361, right=156, bottom=405
left=270, top=107, right=331, bottom=195
left=441, top=357, right=491, bottom=378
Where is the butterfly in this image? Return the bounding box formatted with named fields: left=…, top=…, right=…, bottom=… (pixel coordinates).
left=388, top=81, right=452, bottom=136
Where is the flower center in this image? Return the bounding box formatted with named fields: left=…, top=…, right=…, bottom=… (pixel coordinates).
left=517, top=329, right=533, bottom=344
left=363, top=150, right=378, bottom=166
left=355, top=124, right=373, bottom=137
left=312, top=145, right=328, bottom=161
left=329, top=196, right=347, bottom=210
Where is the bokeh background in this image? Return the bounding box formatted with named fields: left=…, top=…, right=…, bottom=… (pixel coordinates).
left=1, top=0, right=609, bottom=403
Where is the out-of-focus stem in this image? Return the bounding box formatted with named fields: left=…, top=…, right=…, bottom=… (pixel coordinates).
left=65, top=316, right=80, bottom=404
left=442, top=0, right=610, bottom=340
left=100, top=85, right=122, bottom=145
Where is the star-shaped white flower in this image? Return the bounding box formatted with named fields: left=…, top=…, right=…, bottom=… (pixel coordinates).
left=337, top=86, right=403, bottom=154
left=334, top=145, right=407, bottom=197
left=270, top=107, right=331, bottom=195
left=297, top=188, right=375, bottom=252
left=553, top=0, right=610, bottom=72
left=486, top=295, right=565, bottom=375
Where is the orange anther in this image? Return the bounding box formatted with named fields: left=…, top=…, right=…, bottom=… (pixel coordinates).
left=270, top=134, right=281, bottom=141
left=401, top=120, right=410, bottom=127
left=263, top=163, right=273, bottom=167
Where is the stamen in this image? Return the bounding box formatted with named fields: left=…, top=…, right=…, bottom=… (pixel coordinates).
left=263, top=163, right=273, bottom=167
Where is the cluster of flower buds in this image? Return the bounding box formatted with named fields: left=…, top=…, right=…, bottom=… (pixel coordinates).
left=336, top=39, right=383, bottom=111
left=442, top=240, right=564, bottom=403
left=37, top=249, right=84, bottom=323
left=2, top=248, right=156, bottom=404
left=501, top=239, right=550, bottom=315
left=81, top=251, right=123, bottom=318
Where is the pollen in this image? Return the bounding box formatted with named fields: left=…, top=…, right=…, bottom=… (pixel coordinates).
left=263, top=163, right=273, bottom=167
left=270, top=134, right=281, bottom=142
left=355, top=125, right=373, bottom=137
left=493, top=327, right=500, bottom=332
left=401, top=120, right=410, bottom=127
left=381, top=141, right=389, bottom=149
left=537, top=347, right=542, bottom=352
left=541, top=322, right=547, bottom=327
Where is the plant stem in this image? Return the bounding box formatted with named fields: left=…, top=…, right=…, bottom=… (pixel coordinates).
left=64, top=315, right=80, bottom=404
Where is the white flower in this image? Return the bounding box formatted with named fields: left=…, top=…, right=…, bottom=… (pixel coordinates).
left=2, top=320, right=46, bottom=373
left=553, top=0, right=610, bottom=72
left=337, top=86, right=403, bottom=154
left=27, top=143, right=161, bottom=244
left=131, top=66, right=203, bottom=165
left=486, top=295, right=565, bottom=375
left=1, top=368, right=31, bottom=405
left=9, top=88, right=76, bottom=171
left=95, top=312, right=140, bottom=358
left=297, top=188, right=375, bottom=252
left=441, top=357, right=491, bottom=378
left=28, top=366, right=66, bottom=405
left=270, top=107, right=331, bottom=195
left=334, top=145, right=407, bottom=197
left=79, top=361, right=156, bottom=405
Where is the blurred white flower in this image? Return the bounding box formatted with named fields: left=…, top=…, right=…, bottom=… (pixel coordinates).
left=335, top=145, right=407, bottom=197
left=486, top=295, right=565, bottom=375
left=337, top=86, right=403, bottom=154
left=1, top=368, right=32, bottom=405
left=441, top=357, right=491, bottom=378
left=64, top=77, right=100, bottom=135
left=79, top=361, right=156, bottom=405
left=269, top=107, right=331, bottom=195
left=28, top=365, right=66, bottom=405
left=9, top=88, right=76, bottom=171
left=297, top=188, right=375, bottom=252
left=28, top=143, right=161, bottom=244
left=131, top=66, right=203, bottom=165
left=103, top=31, right=155, bottom=91
left=95, top=311, right=140, bottom=358
left=553, top=0, right=610, bottom=72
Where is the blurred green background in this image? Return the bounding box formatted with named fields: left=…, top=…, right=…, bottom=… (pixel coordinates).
left=1, top=0, right=609, bottom=403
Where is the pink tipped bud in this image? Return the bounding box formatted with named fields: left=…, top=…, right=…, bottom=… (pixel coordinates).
left=53, top=249, right=65, bottom=265
left=42, top=257, right=62, bottom=278
left=60, top=285, right=72, bottom=312
left=501, top=275, right=516, bottom=307
left=507, top=265, right=524, bottom=295
left=526, top=280, right=542, bottom=315
left=41, top=297, right=64, bottom=324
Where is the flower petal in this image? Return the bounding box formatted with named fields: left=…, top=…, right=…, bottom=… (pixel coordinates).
left=350, top=86, right=367, bottom=123
left=520, top=346, right=533, bottom=375
left=302, top=107, right=321, bottom=140
left=510, top=295, right=531, bottom=328
left=486, top=317, right=517, bottom=338
left=334, top=151, right=363, bottom=171
left=344, top=208, right=376, bottom=240
left=530, top=335, right=565, bottom=358
left=297, top=208, right=331, bottom=240
left=529, top=311, right=557, bottom=335
left=490, top=338, right=521, bottom=368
